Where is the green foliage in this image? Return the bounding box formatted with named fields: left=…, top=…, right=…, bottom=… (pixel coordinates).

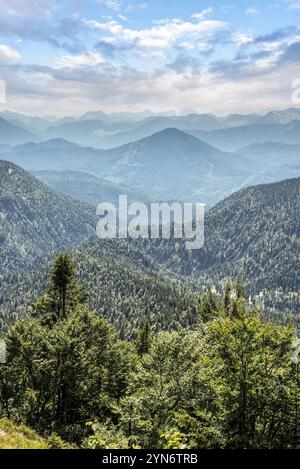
left=161, top=430, right=187, bottom=449
left=32, top=253, right=88, bottom=324
left=0, top=418, right=49, bottom=449
left=83, top=421, right=129, bottom=449
left=117, top=285, right=300, bottom=449
left=136, top=321, right=153, bottom=356
left=120, top=329, right=217, bottom=448
left=0, top=160, right=94, bottom=275
left=46, top=432, right=69, bottom=449
left=1, top=177, right=299, bottom=335
left=207, top=303, right=296, bottom=448
left=0, top=259, right=135, bottom=437
left=198, top=289, right=220, bottom=322
left=1, top=255, right=300, bottom=450
left=0, top=239, right=200, bottom=338
left=131, top=177, right=300, bottom=318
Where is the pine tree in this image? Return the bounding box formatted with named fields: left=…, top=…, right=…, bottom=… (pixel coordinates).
left=223, top=283, right=231, bottom=315
left=136, top=321, right=152, bottom=356
left=198, top=290, right=219, bottom=323
left=32, top=253, right=87, bottom=324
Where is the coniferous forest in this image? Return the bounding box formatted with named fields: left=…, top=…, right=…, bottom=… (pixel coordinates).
left=1, top=253, right=300, bottom=450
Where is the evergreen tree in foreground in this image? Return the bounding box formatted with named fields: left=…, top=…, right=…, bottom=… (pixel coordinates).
left=32, top=253, right=88, bottom=324
left=1, top=253, right=133, bottom=437
left=136, top=321, right=153, bottom=356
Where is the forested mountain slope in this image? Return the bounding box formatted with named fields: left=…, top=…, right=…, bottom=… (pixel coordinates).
left=32, top=170, right=151, bottom=207
left=0, top=173, right=298, bottom=334
left=131, top=177, right=300, bottom=316
left=0, top=161, right=95, bottom=273
left=0, top=237, right=199, bottom=338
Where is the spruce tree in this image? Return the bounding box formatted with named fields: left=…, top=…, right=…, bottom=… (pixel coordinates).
left=136, top=321, right=152, bottom=356
left=198, top=290, right=219, bottom=323
left=32, top=253, right=87, bottom=324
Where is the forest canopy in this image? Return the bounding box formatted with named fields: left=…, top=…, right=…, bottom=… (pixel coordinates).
left=0, top=254, right=299, bottom=449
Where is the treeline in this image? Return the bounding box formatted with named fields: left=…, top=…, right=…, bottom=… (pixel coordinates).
left=0, top=239, right=199, bottom=339
left=0, top=254, right=300, bottom=449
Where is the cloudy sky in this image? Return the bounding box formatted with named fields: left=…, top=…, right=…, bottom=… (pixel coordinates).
left=0, top=0, right=300, bottom=116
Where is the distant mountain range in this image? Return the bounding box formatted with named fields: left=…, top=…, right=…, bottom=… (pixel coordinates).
left=189, top=120, right=300, bottom=152
left=0, top=117, right=38, bottom=146
left=0, top=105, right=299, bottom=337
left=40, top=109, right=300, bottom=149
left=254, top=108, right=300, bottom=125
left=2, top=126, right=300, bottom=206
left=33, top=170, right=151, bottom=207
left=84, top=128, right=252, bottom=205
left=238, top=142, right=300, bottom=182
left=0, top=111, right=54, bottom=133
left=92, top=114, right=225, bottom=149
left=1, top=138, right=98, bottom=171
left=0, top=131, right=225, bottom=206
left=43, top=119, right=139, bottom=147
left=1, top=107, right=300, bottom=150
left=2, top=128, right=250, bottom=205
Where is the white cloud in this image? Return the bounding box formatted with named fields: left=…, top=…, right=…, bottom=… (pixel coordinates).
left=245, top=8, right=259, bottom=16
left=98, top=0, right=123, bottom=12
left=118, top=14, right=127, bottom=21
left=0, top=44, right=20, bottom=61
left=55, top=52, right=105, bottom=69
left=234, top=33, right=254, bottom=44
left=85, top=15, right=228, bottom=50
left=7, top=59, right=300, bottom=117
left=126, top=2, right=148, bottom=12
left=254, top=50, right=283, bottom=70
left=192, top=7, right=213, bottom=21
left=2, top=2, right=300, bottom=117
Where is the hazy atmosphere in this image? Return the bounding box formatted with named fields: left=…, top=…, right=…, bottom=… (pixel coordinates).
left=1, top=0, right=300, bottom=115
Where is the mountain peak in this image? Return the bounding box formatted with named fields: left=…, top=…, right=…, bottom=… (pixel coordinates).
left=41, top=137, right=76, bottom=147
left=151, top=127, right=188, bottom=137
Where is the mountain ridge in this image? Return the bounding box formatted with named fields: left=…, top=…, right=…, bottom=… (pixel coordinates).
left=0, top=160, right=95, bottom=273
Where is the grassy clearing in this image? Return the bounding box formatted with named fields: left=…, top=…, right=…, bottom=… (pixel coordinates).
left=0, top=419, right=49, bottom=449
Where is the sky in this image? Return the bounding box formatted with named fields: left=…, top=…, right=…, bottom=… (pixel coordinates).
left=0, top=0, right=300, bottom=116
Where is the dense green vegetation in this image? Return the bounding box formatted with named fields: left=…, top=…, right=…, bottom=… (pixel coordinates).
left=1, top=254, right=300, bottom=449
left=0, top=160, right=95, bottom=273
left=0, top=238, right=200, bottom=338
left=131, top=177, right=300, bottom=321
left=0, top=175, right=299, bottom=336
